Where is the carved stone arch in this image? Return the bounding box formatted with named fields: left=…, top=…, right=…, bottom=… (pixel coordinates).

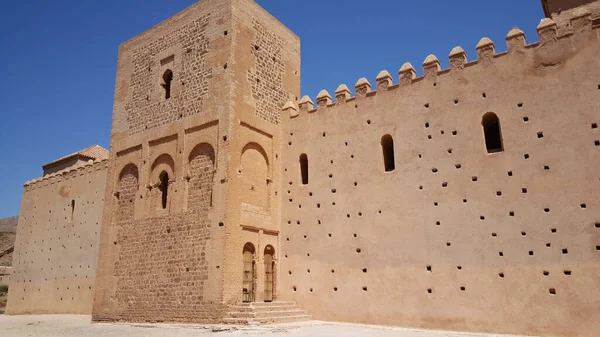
left=115, top=163, right=139, bottom=222
left=187, top=143, right=216, bottom=212
left=240, top=142, right=270, bottom=209
left=151, top=154, right=175, bottom=180
left=150, top=154, right=175, bottom=211
left=242, top=142, right=269, bottom=167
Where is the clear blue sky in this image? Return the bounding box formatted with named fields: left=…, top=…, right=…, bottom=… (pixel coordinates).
left=0, top=0, right=544, bottom=218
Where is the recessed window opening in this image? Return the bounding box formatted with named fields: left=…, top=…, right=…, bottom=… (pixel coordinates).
left=482, top=112, right=504, bottom=153
left=70, top=200, right=75, bottom=222
left=299, top=154, right=309, bottom=185
left=159, top=172, right=169, bottom=209
left=381, top=134, right=395, bottom=172
left=162, top=69, right=173, bottom=99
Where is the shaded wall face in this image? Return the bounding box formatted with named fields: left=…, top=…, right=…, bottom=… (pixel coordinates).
left=279, top=23, right=600, bottom=337
left=7, top=162, right=107, bottom=315
left=546, top=0, right=600, bottom=23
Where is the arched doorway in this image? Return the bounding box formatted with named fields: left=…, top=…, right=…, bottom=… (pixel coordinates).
left=242, top=243, right=256, bottom=303
left=264, top=245, right=275, bottom=302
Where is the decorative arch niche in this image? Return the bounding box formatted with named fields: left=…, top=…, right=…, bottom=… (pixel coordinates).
left=116, top=163, right=139, bottom=222
left=240, top=142, right=270, bottom=209
left=151, top=154, right=175, bottom=211
left=187, top=143, right=215, bottom=212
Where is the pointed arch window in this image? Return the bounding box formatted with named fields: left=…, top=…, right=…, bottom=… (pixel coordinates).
left=159, top=172, right=169, bottom=209
left=162, top=69, right=173, bottom=99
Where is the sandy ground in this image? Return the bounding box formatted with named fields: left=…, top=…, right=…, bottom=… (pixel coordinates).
left=0, top=315, right=538, bottom=337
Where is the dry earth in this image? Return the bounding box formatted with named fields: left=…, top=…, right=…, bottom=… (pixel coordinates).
left=0, top=315, right=539, bottom=337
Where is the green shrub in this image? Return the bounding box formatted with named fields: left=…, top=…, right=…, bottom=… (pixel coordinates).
left=0, top=285, right=8, bottom=294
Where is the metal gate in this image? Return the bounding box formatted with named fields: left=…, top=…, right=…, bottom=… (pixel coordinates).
left=243, top=250, right=255, bottom=303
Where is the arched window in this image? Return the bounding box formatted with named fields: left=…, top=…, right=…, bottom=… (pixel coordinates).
left=159, top=172, right=169, bottom=209
left=482, top=112, right=504, bottom=153
left=70, top=200, right=75, bottom=223
left=299, top=153, right=308, bottom=185
left=162, top=69, right=173, bottom=99
left=381, top=134, right=395, bottom=172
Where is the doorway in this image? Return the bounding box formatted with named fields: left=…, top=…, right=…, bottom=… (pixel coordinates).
left=242, top=243, right=256, bottom=303
left=264, top=245, right=275, bottom=302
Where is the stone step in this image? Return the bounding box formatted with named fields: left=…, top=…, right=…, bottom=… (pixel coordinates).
left=223, top=314, right=312, bottom=325
left=226, top=309, right=306, bottom=319
left=228, top=304, right=301, bottom=313
left=234, top=301, right=297, bottom=307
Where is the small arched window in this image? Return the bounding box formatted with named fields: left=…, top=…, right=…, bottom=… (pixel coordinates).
left=159, top=172, right=169, bottom=209
left=299, top=154, right=308, bottom=185
left=70, top=200, right=75, bottom=222
left=381, top=134, right=395, bottom=172
left=482, top=112, right=504, bottom=153
left=162, top=69, right=173, bottom=99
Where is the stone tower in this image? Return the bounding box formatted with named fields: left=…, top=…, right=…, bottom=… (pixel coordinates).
left=92, top=0, right=299, bottom=322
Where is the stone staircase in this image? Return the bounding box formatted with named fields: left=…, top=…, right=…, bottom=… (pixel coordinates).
left=223, top=301, right=311, bottom=325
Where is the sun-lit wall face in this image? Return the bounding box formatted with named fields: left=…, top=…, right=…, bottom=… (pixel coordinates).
left=279, top=15, right=600, bottom=337
left=7, top=160, right=108, bottom=315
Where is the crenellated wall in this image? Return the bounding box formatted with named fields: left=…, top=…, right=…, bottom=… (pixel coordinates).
left=279, top=12, right=600, bottom=337
left=6, top=159, right=108, bottom=315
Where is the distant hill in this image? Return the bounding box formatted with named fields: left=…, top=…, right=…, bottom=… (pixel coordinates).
left=0, top=216, right=17, bottom=233
left=0, top=216, right=18, bottom=266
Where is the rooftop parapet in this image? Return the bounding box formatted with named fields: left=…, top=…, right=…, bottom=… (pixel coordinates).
left=316, top=90, right=332, bottom=108
left=506, top=27, right=526, bottom=51
left=24, top=158, right=109, bottom=189
left=335, top=84, right=351, bottom=104
left=355, top=78, right=372, bottom=97
left=476, top=37, right=495, bottom=62
left=298, top=95, right=314, bottom=112
left=283, top=101, right=298, bottom=118
left=284, top=17, right=596, bottom=119
left=422, top=54, right=441, bottom=77
left=376, top=70, right=393, bottom=91
left=537, top=18, right=557, bottom=44
left=448, top=47, right=467, bottom=70
left=398, top=63, right=416, bottom=86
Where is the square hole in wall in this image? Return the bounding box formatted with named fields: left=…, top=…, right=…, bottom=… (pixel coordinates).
left=562, top=248, right=568, bottom=254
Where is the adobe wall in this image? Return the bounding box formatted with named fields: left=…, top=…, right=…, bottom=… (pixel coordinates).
left=279, top=13, right=600, bottom=337
left=6, top=160, right=108, bottom=315
left=545, top=0, right=600, bottom=22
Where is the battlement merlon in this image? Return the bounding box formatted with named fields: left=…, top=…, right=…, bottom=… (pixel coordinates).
left=286, top=12, right=594, bottom=117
